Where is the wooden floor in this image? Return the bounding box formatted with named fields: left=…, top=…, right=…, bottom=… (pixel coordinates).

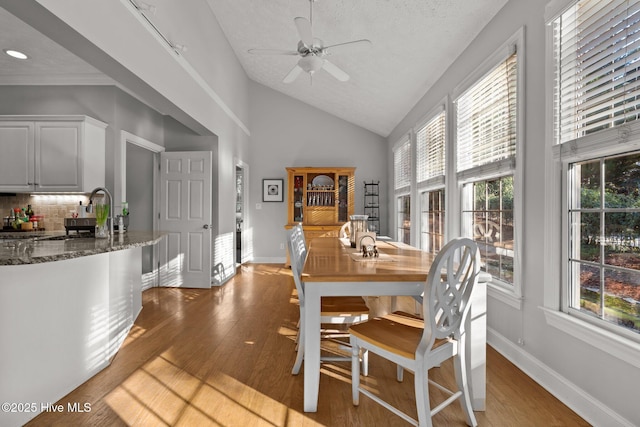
left=28, top=264, right=590, bottom=426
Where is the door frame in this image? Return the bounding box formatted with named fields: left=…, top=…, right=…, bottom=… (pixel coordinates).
left=119, top=130, right=165, bottom=288
left=235, top=158, right=250, bottom=264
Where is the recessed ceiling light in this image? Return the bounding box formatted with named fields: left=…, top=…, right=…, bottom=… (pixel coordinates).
left=3, top=49, right=29, bottom=60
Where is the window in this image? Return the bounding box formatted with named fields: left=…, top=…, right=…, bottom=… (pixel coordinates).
left=462, top=176, right=514, bottom=285
left=553, top=0, right=640, bottom=145
left=394, top=137, right=411, bottom=243
left=394, top=137, right=411, bottom=191
left=550, top=0, right=640, bottom=342
left=457, top=54, right=517, bottom=174
left=456, top=47, right=519, bottom=288
left=417, top=110, right=446, bottom=253
left=420, top=190, right=445, bottom=252
left=567, top=152, right=640, bottom=336
left=397, top=195, right=411, bottom=244
left=417, top=112, right=446, bottom=183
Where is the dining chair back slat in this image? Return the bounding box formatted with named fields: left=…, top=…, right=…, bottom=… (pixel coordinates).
left=287, top=224, right=369, bottom=375
left=349, top=237, right=480, bottom=427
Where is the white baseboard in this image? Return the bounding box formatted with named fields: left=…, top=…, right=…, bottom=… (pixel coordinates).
left=487, top=328, right=634, bottom=427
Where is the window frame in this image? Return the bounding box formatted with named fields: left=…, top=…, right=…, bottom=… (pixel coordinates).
left=544, top=0, right=640, bottom=367
left=393, top=135, right=412, bottom=243
left=416, top=104, right=448, bottom=253
left=396, top=193, right=412, bottom=245
left=564, top=152, right=640, bottom=342
left=419, top=187, right=446, bottom=254
left=460, top=173, right=516, bottom=287
left=452, top=28, right=525, bottom=307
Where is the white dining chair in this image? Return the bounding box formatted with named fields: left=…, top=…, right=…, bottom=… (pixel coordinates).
left=287, top=224, right=369, bottom=375
left=349, top=237, right=480, bottom=427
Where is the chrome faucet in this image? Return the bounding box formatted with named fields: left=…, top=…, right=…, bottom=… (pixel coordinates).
left=88, top=187, right=114, bottom=236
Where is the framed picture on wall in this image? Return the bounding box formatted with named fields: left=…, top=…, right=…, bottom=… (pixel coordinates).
left=263, top=179, right=284, bottom=202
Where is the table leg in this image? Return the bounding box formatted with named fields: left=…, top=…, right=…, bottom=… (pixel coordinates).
left=303, top=286, right=321, bottom=412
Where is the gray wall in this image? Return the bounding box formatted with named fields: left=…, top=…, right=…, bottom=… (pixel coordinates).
left=387, top=0, right=639, bottom=425
left=0, top=83, right=247, bottom=284
left=126, top=143, right=154, bottom=273
left=0, top=85, right=166, bottom=203
left=248, top=81, right=388, bottom=262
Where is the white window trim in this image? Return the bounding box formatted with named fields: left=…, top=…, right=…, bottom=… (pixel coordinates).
left=543, top=0, right=640, bottom=362
left=453, top=28, right=525, bottom=306
left=541, top=307, right=640, bottom=369
left=458, top=171, right=523, bottom=310
left=557, top=144, right=640, bottom=344
left=415, top=100, right=449, bottom=250
left=544, top=0, right=577, bottom=22
left=393, top=134, right=412, bottom=243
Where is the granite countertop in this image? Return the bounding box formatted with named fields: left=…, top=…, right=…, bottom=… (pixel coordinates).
left=0, top=230, right=50, bottom=239
left=0, top=231, right=166, bottom=265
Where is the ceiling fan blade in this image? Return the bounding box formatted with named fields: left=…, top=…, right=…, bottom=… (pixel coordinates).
left=322, top=60, right=350, bottom=82
left=247, top=48, right=299, bottom=56
left=294, top=17, right=314, bottom=47
left=283, top=64, right=303, bottom=83
left=324, top=39, right=372, bottom=55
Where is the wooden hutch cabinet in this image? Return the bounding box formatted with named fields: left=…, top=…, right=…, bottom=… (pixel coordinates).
left=285, top=166, right=355, bottom=242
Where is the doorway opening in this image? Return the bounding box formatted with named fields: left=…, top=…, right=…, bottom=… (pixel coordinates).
left=121, top=131, right=164, bottom=290
left=236, top=165, right=244, bottom=266
left=235, top=160, right=249, bottom=266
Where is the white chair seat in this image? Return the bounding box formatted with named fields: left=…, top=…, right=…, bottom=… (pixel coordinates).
left=349, top=237, right=480, bottom=427
left=287, top=224, right=369, bottom=375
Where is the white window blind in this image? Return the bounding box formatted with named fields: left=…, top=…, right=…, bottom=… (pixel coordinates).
left=456, top=52, right=517, bottom=172
left=417, top=111, right=446, bottom=183
left=394, top=137, right=411, bottom=190
left=554, top=0, right=640, bottom=144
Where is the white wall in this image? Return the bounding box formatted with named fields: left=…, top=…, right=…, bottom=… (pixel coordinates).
left=387, top=0, right=638, bottom=425
left=248, top=81, right=388, bottom=262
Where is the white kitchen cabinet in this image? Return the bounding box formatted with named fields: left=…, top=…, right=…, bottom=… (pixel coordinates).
left=0, top=115, right=107, bottom=192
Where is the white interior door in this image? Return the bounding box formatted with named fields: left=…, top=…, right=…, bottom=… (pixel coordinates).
left=159, top=151, right=212, bottom=288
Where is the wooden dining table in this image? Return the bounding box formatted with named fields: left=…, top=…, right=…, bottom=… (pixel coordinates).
left=300, top=237, right=487, bottom=413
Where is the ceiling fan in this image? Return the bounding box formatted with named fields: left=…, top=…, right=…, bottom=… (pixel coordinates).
left=247, top=0, right=372, bottom=84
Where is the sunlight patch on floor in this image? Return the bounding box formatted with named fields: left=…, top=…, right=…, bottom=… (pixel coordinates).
left=160, top=253, right=185, bottom=287
left=121, top=324, right=147, bottom=348
left=104, top=353, right=327, bottom=426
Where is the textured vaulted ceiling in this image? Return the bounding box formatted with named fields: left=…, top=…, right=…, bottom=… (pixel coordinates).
left=206, top=0, right=510, bottom=136
left=0, top=0, right=509, bottom=137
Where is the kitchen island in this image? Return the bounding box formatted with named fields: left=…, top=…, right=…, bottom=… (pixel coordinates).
left=0, top=230, right=165, bottom=265
left=0, top=231, right=165, bottom=427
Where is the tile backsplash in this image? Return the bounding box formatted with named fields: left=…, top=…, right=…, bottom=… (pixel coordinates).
left=0, top=194, right=104, bottom=231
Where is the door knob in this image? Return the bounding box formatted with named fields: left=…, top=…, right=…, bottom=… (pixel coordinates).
left=203, top=224, right=212, bottom=229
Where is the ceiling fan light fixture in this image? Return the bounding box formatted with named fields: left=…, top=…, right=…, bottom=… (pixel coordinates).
left=3, top=49, right=28, bottom=60
left=248, top=0, right=369, bottom=83
left=298, top=55, right=323, bottom=73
